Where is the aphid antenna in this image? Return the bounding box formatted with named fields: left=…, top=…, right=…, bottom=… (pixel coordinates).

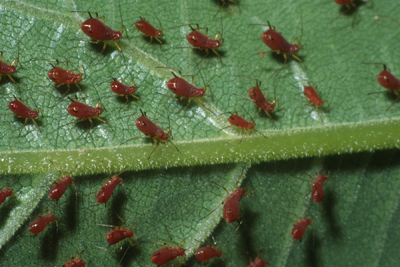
left=117, top=111, right=142, bottom=120
left=231, top=92, right=254, bottom=102
left=87, top=77, right=106, bottom=112
left=157, top=92, right=179, bottom=102
left=234, top=75, right=262, bottom=87
left=118, top=0, right=129, bottom=38
left=169, top=23, right=200, bottom=30
left=197, top=65, right=214, bottom=101
left=15, top=37, right=23, bottom=70
left=225, top=219, right=243, bottom=245
left=120, top=134, right=145, bottom=145
left=360, top=62, right=389, bottom=71
left=91, top=243, right=115, bottom=253
left=153, top=10, right=163, bottom=32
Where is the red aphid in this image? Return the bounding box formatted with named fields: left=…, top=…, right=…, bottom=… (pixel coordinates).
left=121, top=109, right=179, bottom=159
left=363, top=63, right=400, bottom=109
left=165, top=69, right=212, bottom=113
left=111, top=79, right=138, bottom=97
left=106, top=227, right=134, bottom=245
left=291, top=218, right=312, bottom=241
left=47, top=60, right=83, bottom=92
left=0, top=184, right=13, bottom=206
left=150, top=228, right=186, bottom=266
left=227, top=114, right=255, bottom=131
left=110, top=79, right=139, bottom=106
left=75, top=11, right=124, bottom=62
left=203, top=172, right=249, bottom=223
left=185, top=24, right=222, bottom=61
left=49, top=176, right=74, bottom=201
left=0, top=51, right=20, bottom=84
left=151, top=246, right=186, bottom=266
left=8, top=99, right=39, bottom=120
left=255, top=21, right=302, bottom=64
left=134, top=17, right=163, bottom=44
left=7, top=98, right=40, bottom=134
left=195, top=245, right=223, bottom=262
left=236, top=76, right=276, bottom=118
left=48, top=162, right=77, bottom=201
left=64, top=98, right=111, bottom=138
left=28, top=212, right=57, bottom=236
left=223, top=187, right=247, bottom=223
left=303, top=85, right=324, bottom=108
left=225, top=113, right=268, bottom=141
left=96, top=175, right=123, bottom=204
left=249, top=87, right=275, bottom=116
left=309, top=173, right=328, bottom=203
left=67, top=100, right=103, bottom=119
left=375, top=64, right=400, bottom=92
left=62, top=250, right=86, bottom=267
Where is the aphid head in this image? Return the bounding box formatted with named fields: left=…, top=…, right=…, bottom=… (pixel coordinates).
left=6, top=65, right=17, bottom=75
left=289, top=44, right=300, bottom=54
left=111, top=31, right=123, bottom=41
left=155, top=29, right=163, bottom=37
left=378, top=70, right=399, bottom=90
left=8, top=101, right=18, bottom=110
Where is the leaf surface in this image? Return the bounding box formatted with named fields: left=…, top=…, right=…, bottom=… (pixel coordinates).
left=0, top=0, right=400, bottom=266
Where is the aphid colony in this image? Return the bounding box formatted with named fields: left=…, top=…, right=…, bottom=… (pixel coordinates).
left=0, top=0, right=396, bottom=266
left=1, top=164, right=330, bottom=266
left=1, top=0, right=394, bottom=154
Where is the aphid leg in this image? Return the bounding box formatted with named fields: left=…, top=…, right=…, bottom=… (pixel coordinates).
left=197, top=97, right=216, bottom=115
left=175, top=98, right=193, bottom=114
left=386, top=91, right=400, bottom=111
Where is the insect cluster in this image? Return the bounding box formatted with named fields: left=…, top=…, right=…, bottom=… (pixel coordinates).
left=0, top=0, right=398, bottom=266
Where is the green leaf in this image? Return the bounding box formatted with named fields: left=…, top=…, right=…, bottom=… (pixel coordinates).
left=1, top=0, right=400, bottom=266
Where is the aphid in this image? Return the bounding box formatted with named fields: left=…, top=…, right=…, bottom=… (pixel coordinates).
left=157, top=67, right=214, bottom=114
left=121, top=109, right=179, bottom=160
left=28, top=210, right=57, bottom=236
left=48, top=161, right=78, bottom=202
left=291, top=214, right=312, bottom=242
left=220, top=112, right=268, bottom=143
left=96, top=213, right=135, bottom=248
left=0, top=179, right=15, bottom=206
left=133, top=16, right=163, bottom=47
left=150, top=227, right=186, bottom=266
left=46, top=59, right=83, bottom=94
left=0, top=49, right=22, bottom=84
left=71, top=11, right=125, bottom=62
left=4, top=96, right=41, bottom=135
left=362, top=63, right=400, bottom=109
left=303, top=85, right=324, bottom=109
left=61, top=250, right=86, bottom=267
left=108, top=78, right=139, bottom=108
left=61, top=97, right=112, bottom=139
left=106, top=222, right=135, bottom=246
left=171, top=23, right=223, bottom=65
left=233, top=76, right=276, bottom=120
left=195, top=245, right=223, bottom=263
left=96, top=170, right=124, bottom=205
left=306, top=172, right=329, bottom=203
left=202, top=171, right=250, bottom=223
left=250, top=21, right=303, bottom=74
